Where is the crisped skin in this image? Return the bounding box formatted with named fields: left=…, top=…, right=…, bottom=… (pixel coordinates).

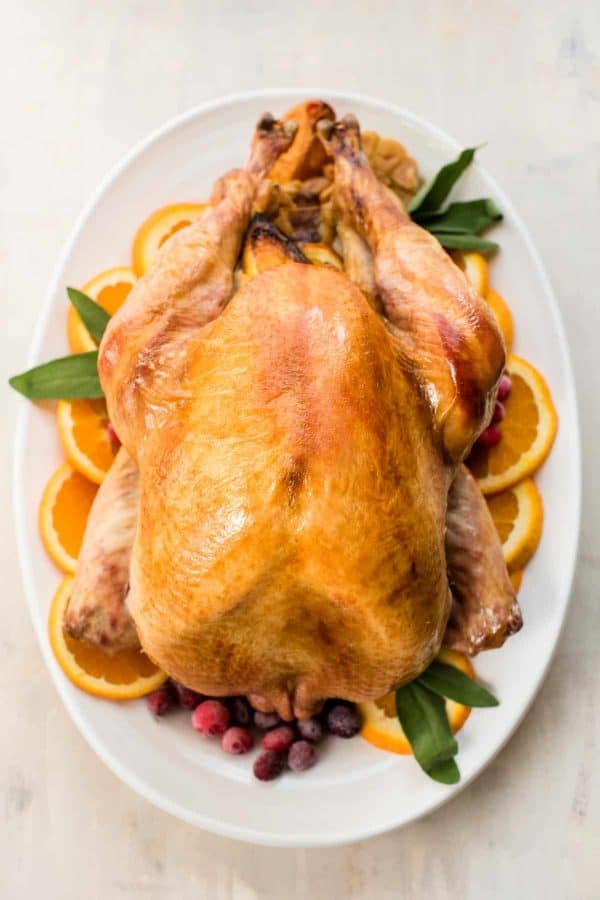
left=100, top=115, right=297, bottom=455
left=65, top=447, right=139, bottom=651
left=127, top=264, right=450, bottom=719
left=91, top=108, right=520, bottom=718
left=444, top=465, right=522, bottom=654
left=324, top=115, right=506, bottom=462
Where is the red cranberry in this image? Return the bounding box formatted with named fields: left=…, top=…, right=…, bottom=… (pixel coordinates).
left=297, top=717, right=323, bottom=742
left=253, top=750, right=286, bottom=781
left=146, top=684, right=176, bottom=717
left=326, top=704, right=361, bottom=738
left=497, top=373, right=512, bottom=401
left=221, top=726, right=254, bottom=755
left=492, top=401, right=505, bottom=424
left=253, top=710, right=281, bottom=730
left=192, top=700, right=230, bottom=737
left=477, top=424, right=502, bottom=448
left=107, top=422, right=121, bottom=445
left=261, top=725, right=295, bottom=751
left=171, top=680, right=203, bottom=710
left=288, top=740, right=317, bottom=772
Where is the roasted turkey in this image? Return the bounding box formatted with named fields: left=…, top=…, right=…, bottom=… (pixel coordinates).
left=67, top=104, right=521, bottom=719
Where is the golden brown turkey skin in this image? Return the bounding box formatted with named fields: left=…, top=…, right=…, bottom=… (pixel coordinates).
left=128, top=264, right=451, bottom=719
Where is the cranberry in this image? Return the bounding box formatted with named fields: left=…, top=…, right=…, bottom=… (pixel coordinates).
left=288, top=740, right=317, bottom=772
left=477, top=424, right=502, bottom=448
left=492, top=401, right=505, bottom=423
left=171, top=680, right=203, bottom=710
left=107, top=422, right=121, bottom=445
left=297, top=717, right=323, bottom=742
left=253, top=750, right=286, bottom=781
left=253, top=710, right=281, bottom=730
left=497, top=373, right=512, bottom=401
left=192, top=700, right=230, bottom=737
left=326, top=703, right=361, bottom=738
left=221, top=726, right=254, bottom=755
left=229, top=696, right=253, bottom=727
left=146, top=684, right=176, bottom=717
left=261, top=725, right=295, bottom=751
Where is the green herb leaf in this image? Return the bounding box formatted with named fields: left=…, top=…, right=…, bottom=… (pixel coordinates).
left=67, top=287, right=110, bottom=343
left=407, top=147, right=478, bottom=215
left=429, top=233, right=499, bottom=253
left=414, top=198, right=502, bottom=234
left=418, top=661, right=499, bottom=708
left=395, top=681, right=458, bottom=775
left=428, top=757, right=461, bottom=785
left=9, top=351, right=104, bottom=400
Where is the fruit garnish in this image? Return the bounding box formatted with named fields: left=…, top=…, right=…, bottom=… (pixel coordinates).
left=132, top=203, right=206, bottom=277
left=361, top=648, right=498, bottom=784
left=359, top=649, right=473, bottom=757
left=453, top=250, right=489, bottom=296
left=67, top=268, right=135, bottom=354
left=49, top=576, right=167, bottom=699
left=57, top=398, right=118, bottom=485
left=510, top=569, right=524, bottom=592
left=469, top=355, right=558, bottom=494
left=486, top=287, right=514, bottom=352
left=39, top=463, right=98, bottom=573
left=487, top=478, right=544, bottom=571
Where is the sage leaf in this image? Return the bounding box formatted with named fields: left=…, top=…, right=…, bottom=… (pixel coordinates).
left=67, top=287, right=111, bottom=343
left=428, top=757, right=461, bottom=785
left=430, top=233, right=499, bottom=253
left=9, top=351, right=104, bottom=400
left=418, top=661, right=499, bottom=708
left=395, top=681, right=458, bottom=775
left=407, top=147, right=478, bottom=215
left=414, top=198, right=502, bottom=234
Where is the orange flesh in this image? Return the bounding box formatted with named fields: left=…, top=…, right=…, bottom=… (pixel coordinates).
left=360, top=650, right=474, bottom=755
left=53, top=470, right=98, bottom=559
left=69, top=399, right=117, bottom=473
left=63, top=631, right=159, bottom=683
left=486, top=489, right=519, bottom=545
left=94, top=281, right=133, bottom=316
left=158, top=220, right=192, bottom=248
left=469, top=372, right=540, bottom=479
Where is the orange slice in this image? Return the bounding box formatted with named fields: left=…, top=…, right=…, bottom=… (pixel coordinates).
left=469, top=355, right=558, bottom=494
left=39, top=463, right=98, bottom=573
left=67, top=267, right=135, bottom=354
left=486, top=287, right=514, bottom=353
left=359, top=649, right=473, bottom=755
left=49, top=576, right=167, bottom=699
left=57, top=398, right=118, bottom=485
left=454, top=251, right=489, bottom=296
left=510, top=569, right=524, bottom=592
left=132, top=203, right=206, bottom=277
left=487, top=478, right=544, bottom=571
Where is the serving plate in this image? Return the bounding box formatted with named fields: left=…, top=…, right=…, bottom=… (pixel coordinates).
left=13, top=89, right=581, bottom=846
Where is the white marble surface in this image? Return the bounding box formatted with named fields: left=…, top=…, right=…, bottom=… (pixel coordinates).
left=1, top=1, right=599, bottom=897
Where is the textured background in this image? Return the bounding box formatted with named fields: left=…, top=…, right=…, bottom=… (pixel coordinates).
left=1, top=1, right=599, bottom=897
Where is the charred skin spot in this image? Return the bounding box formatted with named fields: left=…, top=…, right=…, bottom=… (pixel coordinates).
left=257, top=113, right=277, bottom=132
left=247, top=215, right=309, bottom=263
left=317, top=619, right=334, bottom=646
left=283, top=456, right=306, bottom=506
